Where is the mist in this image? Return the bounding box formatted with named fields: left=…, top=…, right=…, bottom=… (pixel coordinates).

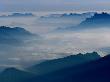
left=0, top=12, right=109, bottom=70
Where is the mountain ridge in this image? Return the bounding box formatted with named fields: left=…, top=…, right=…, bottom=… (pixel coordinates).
left=26, top=54, right=110, bottom=82
left=56, top=12, right=110, bottom=31
left=0, top=26, right=38, bottom=45
left=28, top=52, right=100, bottom=75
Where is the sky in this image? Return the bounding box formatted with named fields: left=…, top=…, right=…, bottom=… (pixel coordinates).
left=1, top=0, right=110, bottom=12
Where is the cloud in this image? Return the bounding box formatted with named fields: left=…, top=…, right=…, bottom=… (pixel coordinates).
left=2, top=0, right=110, bottom=11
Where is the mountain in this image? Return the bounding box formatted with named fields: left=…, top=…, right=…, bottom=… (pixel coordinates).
left=0, top=52, right=104, bottom=82
left=41, top=12, right=95, bottom=19
left=0, top=13, right=35, bottom=18
left=0, top=68, right=34, bottom=82
left=28, top=52, right=100, bottom=75
left=0, top=26, right=37, bottom=45
left=61, top=12, right=95, bottom=18
left=57, top=12, right=110, bottom=31
left=78, top=12, right=110, bottom=28
left=26, top=54, right=110, bottom=82
left=0, top=52, right=101, bottom=82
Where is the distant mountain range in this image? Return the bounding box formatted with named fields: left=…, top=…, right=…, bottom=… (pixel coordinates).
left=0, top=13, right=35, bottom=18
left=41, top=12, right=95, bottom=19
left=0, top=52, right=103, bottom=82
left=0, top=26, right=37, bottom=45
left=77, top=12, right=110, bottom=29
left=0, top=68, right=34, bottom=82
left=56, top=12, right=110, bottom=31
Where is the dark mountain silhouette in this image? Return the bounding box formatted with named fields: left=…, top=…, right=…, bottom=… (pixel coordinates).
left=0, top=13, right=35, bottom=18
left=57, top=12, right=110, bottom=31
left=0, top=52, right=101, bottom=82
left=41, top=12, right=95, bottom=19
left=0, top=26, right=32, bottom=35
left=78, top=12, right=110, bottom=28
left=26, top=54, right=110, bottom=82
left=0, top=67, right=34, bottom=82
left=0, top=26, right=37, bottom=45
left=61, top=12, right=95, bottom=18
left=28, top=52, right=100, bottom=75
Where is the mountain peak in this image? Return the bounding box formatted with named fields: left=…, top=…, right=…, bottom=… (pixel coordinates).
left=0, top=26, right=35, bottom=37
left=0, top=26, right=38, bottom=45
left=91, top=12, right=110, bottom=19
left=0, top=26, right=29, bottom=33
left=74, top=12, right=110, bottom=30
left=28, top=52, right=100, bottom=75
left=2, top=67, right=20, bottom=73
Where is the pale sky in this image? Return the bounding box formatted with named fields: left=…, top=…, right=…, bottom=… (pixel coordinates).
left=1, top=0, right=110, bottom=11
